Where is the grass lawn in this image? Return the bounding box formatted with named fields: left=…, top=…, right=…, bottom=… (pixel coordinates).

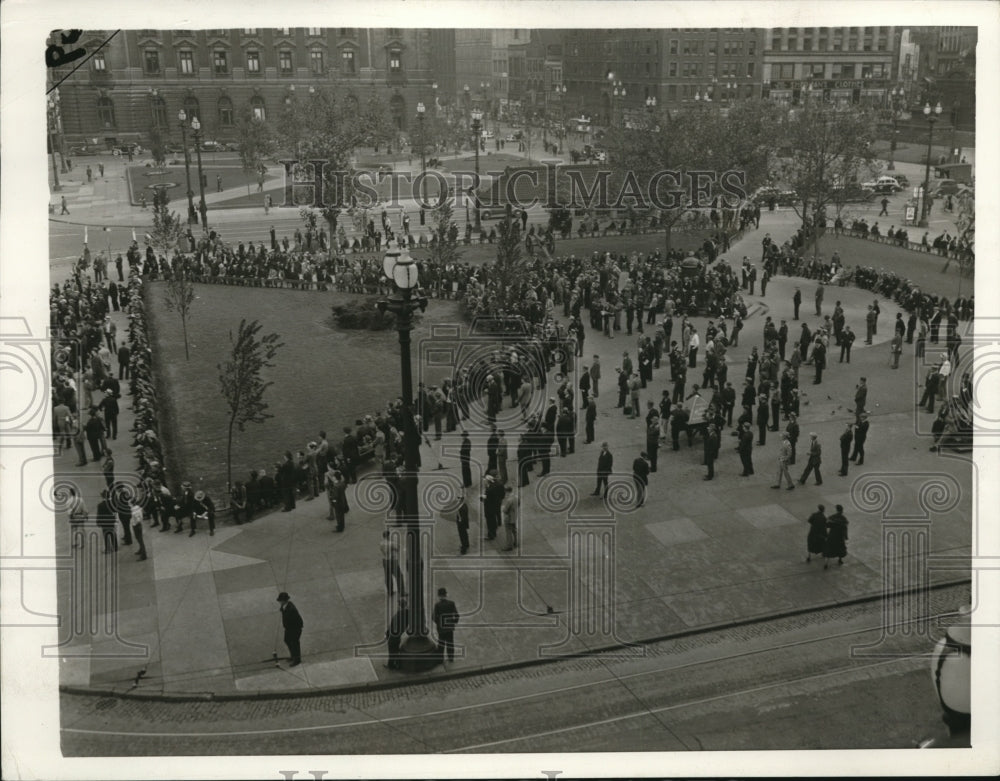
left=146, top=283, right=464, bottom=498
left=126, top=161, right=280, bottom=209
left=808, top=234, right=972, bottom=299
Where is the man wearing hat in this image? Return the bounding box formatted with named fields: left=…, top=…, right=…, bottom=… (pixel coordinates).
left=632, top=451, right=650, bottom=507
left=459, top=430, right=473, bottom=488
left=174, top=481, right=195, bottom=533
left=851, top=414, right=870, bottom=465
left=772, top=431, right=795, bottom=490
left=276, top=592, right=303, bottom=667
left=799, top=432, right=823, bottom=486
left=433, top=587, right=460, bottom=665
left=448, top=495, right=470, bottom=554
left=190, top=489, right=216, bottom=537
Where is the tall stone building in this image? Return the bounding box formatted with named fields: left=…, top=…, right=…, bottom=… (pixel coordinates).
left=48, top=28, right=442, bottom=148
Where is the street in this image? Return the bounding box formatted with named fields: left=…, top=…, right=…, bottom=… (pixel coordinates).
left=60, top=583, right=966, bottom=755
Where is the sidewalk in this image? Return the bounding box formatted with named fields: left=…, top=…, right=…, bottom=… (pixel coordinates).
left=55, top=209, right=972, bottom=698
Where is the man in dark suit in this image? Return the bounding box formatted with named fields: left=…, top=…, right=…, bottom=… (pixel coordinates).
left=703, top=423, right=719, bottom=480
left=433, top=587, right=460, bottom=665
left=460, top=430, right=473, bottom=488
left=738, top=422, right=755, bottom=476
left=838, top=423, right=854, bottom=476
left=585, top=397, right=597, bottom=443
left=277, top=451, right=297, bottom=511
left=96, top=489, right=118, bottom=553
left=593, top=442, right=613, bottom=497
left=341, top=427, right=359, bottom=484
left=385, top=597, right=409, bottom=670
left=851, top=414, right=870, bottom=465
left=632, top=452, right=650, bottom=507
left=277, top=592, right=303, bottom=666
left=486, top=425, right=499, bottom=472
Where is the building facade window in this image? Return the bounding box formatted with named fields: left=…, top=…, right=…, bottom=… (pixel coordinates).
left=243, top=28, right=258, bottom=35
left=144, top=49, right=160, bottom=74
left=668, top=62, right=677, bottom=77
left=250, top=96, right=266, bottom=120
left=669, top=39, right=678, bottom=55
left=247, top=50, right=261, bottom=74
left=183, top=96, right=200, bottom=121
left=279, top=50, right=293, bottom=74
left=97, top=96, right=115, bottom=127
left=178, top=50, right=194, bottom=75
left=218, top=96, right=233, bottom=126
left=389, top=49, right=402, bottom=73
left=307, top=27, right=322, bottom=37
left=747, top=61, right=756, bottom=77
left=213, top=50, right=228, bottom=75
left=310, top=49, right=324, bottom=74
left=276, top=28, right=291, bottom=37
left=92, top=52, right=106, bottom=71
left=342, top=49, right=355, bottom=73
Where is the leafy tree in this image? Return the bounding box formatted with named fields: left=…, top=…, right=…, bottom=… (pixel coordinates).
left=425, top=201, right=463, bottom=268
left=149, top=187, right=186, bottom=256
left=489, top=207, right=530, bottom=316
left=773, top=102, right=880, bottom=256
left=218, top=319, right=284, bottom=494
left=163, top=269, right=196, bottom=361
left=147, top=125, right=166, bottom=167
left=235, top=105, right=274, bottom=198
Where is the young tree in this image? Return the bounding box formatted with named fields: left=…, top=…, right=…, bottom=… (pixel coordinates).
left=147, top=125, right=167, bottom=167
left=236, top=105, right=274, bottom=198
left=490, top=206, right=530, bottom=317
left=218, top=319, right=284, bottom=495
left=425, top=201, right=463, bottom=268
left=149, top=187, right=186, bottom=256
left=774, top=102, right=880, bottom=257
left=163, top=270, right=196, bottom=361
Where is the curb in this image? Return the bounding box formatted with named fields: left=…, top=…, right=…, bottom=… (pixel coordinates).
left=59, top=576, right=971, bottom=703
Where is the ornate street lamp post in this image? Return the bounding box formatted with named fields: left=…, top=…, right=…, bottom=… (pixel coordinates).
left=471, top=108, right=483, bottom=231
left=918, top=101, right=943, bottom=228
left=417, top=102, right=427, bottom=226
left=887, top=86, right=906, bottom=171
left=47, top=92, right=62, bottom=191
left=190, top=117, right=209, bottom=231
left=377, top=242, right=436, bottom=671
left=177, top=109, right=197, bottom=224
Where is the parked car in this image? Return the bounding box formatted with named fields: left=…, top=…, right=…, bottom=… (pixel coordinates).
left=832, top=184, right=876, bottom=203
left=861, top=175, right=903, bottom=194
left=200, top=140, right=233, bottom=152
left=481, top=130, right=495, bottom=140
left=892, top=173, right=910, bottom=188
left=930, top=178, right=961, bottom=197
left=750, top=185, right=797, bottom=207
left=68, top=145, right=100, bottom=156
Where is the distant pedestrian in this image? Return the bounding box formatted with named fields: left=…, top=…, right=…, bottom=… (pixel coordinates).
left=851, top=414, right=870, bottom=465
left=60, top=196, right=69, bottom=214
left=772, top=431, right=795, bottom=490
left=449, top=496, right=470, bottom=555
left=385, top=596, right=409, bottom=670
left=66, top=486, right=88, bottom=549
left=86, top=165, right=93, bottom=182
left=593, top=442, right=613, bottom=497
left=805, top=504, right=827, bottom=563
left=380, top=531, right=405, bottom=596
left=98, top=162, right=105, bottom=178
left=879, top=197, right=889, bottom=216
left=814, top=283, right=824, bottom=317
left=96, top=489, right=117, bottom=553
left=460, top=430, right=472, bottom=488
left=433, top=587, right=460, bottom=665
left=632, top=451, right=650, bottom=507
left=276, top=591, right=304, bottom=666
left=130, top=496, right=147, bottom=561
left=500, top=484, right=518, bottom=551
left=793, top=287, right=802, bottom=320
left=216, top=174, right=223, bottom=192
left=738, top=422, right=755, bottom=476
left=823, top=505, right=849, bottom=569
left=838, top=423, right=853, bottom=475
left=703, top=423, right=719, bottom=480
left=799, top=432, right=823, bottom=486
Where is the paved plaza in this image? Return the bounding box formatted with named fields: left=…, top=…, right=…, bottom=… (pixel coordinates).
left=51, top=172, right=973, bottom=696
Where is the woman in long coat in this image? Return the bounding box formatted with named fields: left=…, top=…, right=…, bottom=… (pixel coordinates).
left=823, top=504, right=849, bottom=569
left=805, top=504, right=827, bottom=563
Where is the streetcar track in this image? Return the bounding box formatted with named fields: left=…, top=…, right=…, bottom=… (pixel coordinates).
left=61, top=608, right=943, bottom=740
left=441, top=655, right=920, bottom=753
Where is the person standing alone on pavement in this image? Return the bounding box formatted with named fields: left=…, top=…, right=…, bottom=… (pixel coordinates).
left=632, top=451, right=650, bottom=507
left=838, top=423, right=854, bottom=476
left=433, top=587, right=460, bottom=665
left=772, top=431, right=795, bottom=490
left=276, top=591, right=304, bottom=666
